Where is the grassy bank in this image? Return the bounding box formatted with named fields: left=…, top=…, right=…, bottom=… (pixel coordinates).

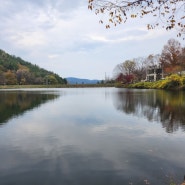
left=0, top=83, right=115, bottom=89
left=128, top=74, right=185, bottom=90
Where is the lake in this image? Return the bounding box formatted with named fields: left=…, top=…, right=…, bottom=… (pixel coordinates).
left=0, top=88, right=185, bottom=185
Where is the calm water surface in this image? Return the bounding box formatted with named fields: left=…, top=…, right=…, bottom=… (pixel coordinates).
left=0, top=88, right=185, bottom=185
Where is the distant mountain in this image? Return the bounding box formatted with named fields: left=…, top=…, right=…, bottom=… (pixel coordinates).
left=0, top=49, right=67, bottom=85
left=66, top=77, right=100, bottom=84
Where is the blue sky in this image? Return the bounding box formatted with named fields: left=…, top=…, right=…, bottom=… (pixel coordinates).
left=0, top=0, right=184, bottom=80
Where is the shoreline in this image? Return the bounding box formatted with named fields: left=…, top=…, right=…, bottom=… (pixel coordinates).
left=0, top=84, right=115, bottom=89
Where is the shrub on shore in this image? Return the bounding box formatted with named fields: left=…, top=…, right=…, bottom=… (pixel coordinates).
left=129, top=74, right=185, bottom=90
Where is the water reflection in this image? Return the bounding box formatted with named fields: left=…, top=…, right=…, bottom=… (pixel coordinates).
left=0, top=88, right=184, bottom=185
left=113, top=89, right=185, bottom=133
left=0, top=145, right=124, bottom=185
left=1, top=144, right=183, bottom=185
left=0, top=90, right=59, bottom=124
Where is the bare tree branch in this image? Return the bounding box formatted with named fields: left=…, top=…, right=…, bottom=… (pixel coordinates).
left=88, top=0, right=185, bottom=37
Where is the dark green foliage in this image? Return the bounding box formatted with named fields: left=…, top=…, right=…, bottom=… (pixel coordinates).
left=0, top=49, right=67, bottom=85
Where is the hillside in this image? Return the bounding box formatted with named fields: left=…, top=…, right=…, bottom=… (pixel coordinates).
left=0, top=49, right=67, bottom=85
left=66, top=77, right=100, bottom=84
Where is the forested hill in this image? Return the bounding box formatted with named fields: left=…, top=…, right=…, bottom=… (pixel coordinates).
left=0, top=49, right=67, bottom=85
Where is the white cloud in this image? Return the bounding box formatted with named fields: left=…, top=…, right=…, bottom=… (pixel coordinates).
left=0, top=0, right=183, bottom=79
left=48, top=54, right=60, bottom=59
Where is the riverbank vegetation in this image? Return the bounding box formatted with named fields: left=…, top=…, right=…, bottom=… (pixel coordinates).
left=113, top=38, right=185, bottom=90
left=129, top=74, right=185, bottom=90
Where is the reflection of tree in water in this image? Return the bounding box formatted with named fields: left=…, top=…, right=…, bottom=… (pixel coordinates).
left=0, top=91, right=59, bottom=124
left=113, top=89, right=185, bottom=133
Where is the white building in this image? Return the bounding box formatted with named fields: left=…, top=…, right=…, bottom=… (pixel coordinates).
left=146, top=65, right=163, bottom=81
